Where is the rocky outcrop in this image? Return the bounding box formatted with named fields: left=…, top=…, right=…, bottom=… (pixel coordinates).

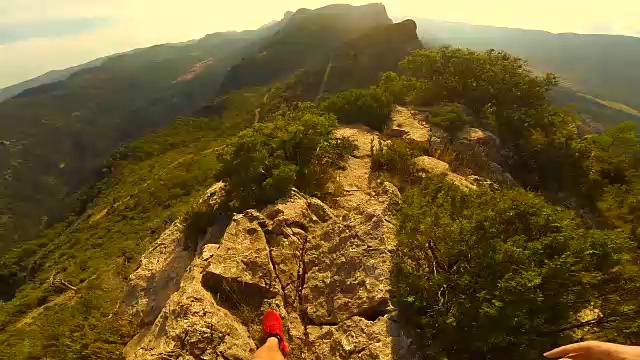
left=124, top=247, right=257, bottom=360
left=119, top=182, right=226, bottom=327
left=118, top=221, right=192, bottom=327
left=123, top=125, right=418, bottom=359
left=306, top=315, right=419, bottom=359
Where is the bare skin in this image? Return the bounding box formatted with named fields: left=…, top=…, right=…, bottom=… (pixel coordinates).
left=545, top=341, right=640, bottom=360
left=252, top=337, right=285, bottom=360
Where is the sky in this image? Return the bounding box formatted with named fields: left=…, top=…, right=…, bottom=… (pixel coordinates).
left=1, top=0, right=639, bottom=88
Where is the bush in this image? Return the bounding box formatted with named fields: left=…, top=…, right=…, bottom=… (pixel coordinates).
left=216, top=103, right=354, bottom=211
left=371, top=139, right=426, bottom=179
left=322, top=89, right=393, bottom=131
left=394, top=176, right=640, bottom=359
left=427, top=103, right=472, bottom=140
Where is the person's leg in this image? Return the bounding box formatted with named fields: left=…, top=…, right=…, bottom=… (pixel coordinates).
left=253, top=337, right=284, bottom=360
left=254, top=310, right=290, bottom=359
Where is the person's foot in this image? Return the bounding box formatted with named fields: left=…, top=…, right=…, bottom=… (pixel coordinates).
left=262, top=310, right=290, bottom=357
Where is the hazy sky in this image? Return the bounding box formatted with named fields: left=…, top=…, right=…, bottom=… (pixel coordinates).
left=1, top=0, right=639, bottom=88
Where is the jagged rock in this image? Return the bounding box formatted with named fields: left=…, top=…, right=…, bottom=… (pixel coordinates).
left=467, top=175, right=498, bottom=189
left=201, top=212, right=279, bottom=306
left=119, top=221, right=192, bottom=327
left=125, top=253, right=256, bottom=360
left=303, top=206, right=395, bottom=324
left=455, top=127, right=502, bottom=165
left=380, top=181, right=402, bottom=211
left=486, top=161, right=518, bottom=187
left=123, top=124, right=420, bottom=359
left=200, top=181, right=226, bottom=207
left=306, top=315, right=418, bottom=359
left=457, top=127, right=500, bottom=149
left=119, top=182, right=227, bottom=327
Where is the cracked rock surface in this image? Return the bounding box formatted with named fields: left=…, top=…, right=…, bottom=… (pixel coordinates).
left=122, top=127, right=419, bottom=359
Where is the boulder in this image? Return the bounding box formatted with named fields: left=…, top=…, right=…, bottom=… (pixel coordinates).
left=413, top=156, right=451, bottom=175
left=201, top=212, right=279, bottom=306
left=334, top=125, right=379, bottom=158
left=122, top=149, right=420, bottom=359
left=303, top=204, right=395, bottom=324
left=386, top=128, right=409, bottom=139
left=118, top=221, right=192, bottom=327
left=391, top=106, right=431, bottom=142
left=306, top=315, right=418, bottom=359
left=125, top=253, right=257, bottom=360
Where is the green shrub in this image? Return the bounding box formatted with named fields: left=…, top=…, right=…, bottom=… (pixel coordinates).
left=427, top=103, right=472, bottom=140
left=394, top=176, right=640, bottom=359
left=371, top=139, right=425, bottom=178
left=322, top=89, right=393, bottom=131
left=216, top=103, right=354, bottom=211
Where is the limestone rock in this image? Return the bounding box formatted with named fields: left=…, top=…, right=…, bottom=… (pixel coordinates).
left=335, top=125, right=379, bottom=158
left=307, top=197, right=335, bottom=222
left=303, top=209, right=395, bottom=324
left=412, top=156, right=476, bottom=190
left=413, top=156, right=451, bottom=175
left=457, top=127, right=500, bottom=149
left=202, top=212, right=279, bottom=306
left=386, top=128, right=409, bottom=138
left=119, top=181, right=228, bottom=327
left=380, top=181, right=402, bottom=212
left=391, top=106, right=431, bottom=142
left=123, top=124, right=421, bottom=359
left=126, top=256, right=256, bottom=360
left=305, top=316, right=418, bottom=359
left=455, top=127, right=502, bottom=165
left=119, top=221, right=192, bottom=327
left=200, top=181, right=226, bottom=207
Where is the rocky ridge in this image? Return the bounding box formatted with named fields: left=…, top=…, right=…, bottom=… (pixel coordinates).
left=119, top=106, right=511, bottom=359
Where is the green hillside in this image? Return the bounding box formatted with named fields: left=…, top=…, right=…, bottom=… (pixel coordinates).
left=1, top=4, right=640, bottom=360
left=0, top=29, right=274, bottom=255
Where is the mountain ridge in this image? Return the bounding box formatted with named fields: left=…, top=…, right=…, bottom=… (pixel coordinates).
left=409, top=18, right=640, bottom=112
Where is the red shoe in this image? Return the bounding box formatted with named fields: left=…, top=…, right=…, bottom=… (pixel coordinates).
left=262, top=310, right=290, bottom=357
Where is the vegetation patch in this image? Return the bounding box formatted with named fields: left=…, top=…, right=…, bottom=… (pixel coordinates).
left=216, top=103, right=355, bottom=211
left=322, top=88, right=394, bottom=131
left=394, top=176, right=640, bottom=359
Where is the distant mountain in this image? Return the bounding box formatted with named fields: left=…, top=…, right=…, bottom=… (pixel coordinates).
left=408, top=18, right=640, bottom=126
left=219, top=3, right=392, bottom=93
left=0, top=58, right=108, bottom=103
left=278, top=19, right=422, bottom=101
left=0, top=27, right=278, bottom=254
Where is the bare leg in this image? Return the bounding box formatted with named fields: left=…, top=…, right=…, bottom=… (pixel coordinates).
left=253, top=337, right=284, bottom=360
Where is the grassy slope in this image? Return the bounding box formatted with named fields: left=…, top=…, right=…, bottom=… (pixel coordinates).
left=0, top=89, right=264, bottom=359
left=0, top=31, right=262, bottom=256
